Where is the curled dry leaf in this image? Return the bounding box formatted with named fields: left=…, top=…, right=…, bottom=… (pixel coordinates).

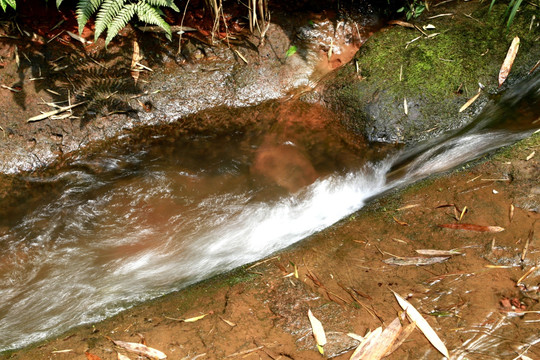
left=384, top=256, right=450, bottom=266
left=110, top=339, right=167, bottom=359
left=438, top=223, right=504, bottom=232
left=392, top=291, right=450, bottom=358
left=498, top=36, right=520, bottom=87
left=307, top=309, right=327, bottom=352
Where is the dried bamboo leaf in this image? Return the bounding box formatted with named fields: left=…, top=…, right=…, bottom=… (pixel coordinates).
left=27, top=102, right=86, bottom=122
left=384, top=322, right=416, bottom=357
left=110, top=339, right=167, bottom=359
left=349, top=327, right=383, bottom=360
left=415, top=249, right=461, bottom=256
left=438, top=223, right=504, bottom=232
left=459, top=91, right=481, bottom=112
left=131, top=40, right=141, bottom=84
left=498, top=36, right=520, bottom=87
left=307, top=309, right=327, bottom=350
left=117, top=353, right=131, bottom=360
left=349, top=317, right=402, bottom=360
left=392, top=291, right=450, bottom=358
left=183, top=313, right=209, bottom=322
left=384, top=256, right=450, bottom=266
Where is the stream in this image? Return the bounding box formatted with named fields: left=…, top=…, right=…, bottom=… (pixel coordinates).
left=0, top=73, right=538, bottom=352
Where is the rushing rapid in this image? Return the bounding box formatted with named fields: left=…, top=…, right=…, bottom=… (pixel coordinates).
left=0, top=74, right=538, bottom=352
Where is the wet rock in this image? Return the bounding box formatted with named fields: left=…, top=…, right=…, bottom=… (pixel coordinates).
left=322, top=1, right=540, bottom=144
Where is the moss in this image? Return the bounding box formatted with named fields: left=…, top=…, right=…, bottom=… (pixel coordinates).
left=324, top=1, right=539, bottom=143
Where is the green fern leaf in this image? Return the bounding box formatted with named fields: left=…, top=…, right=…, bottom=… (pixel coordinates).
left=105, top=3, right=136, bottom=45
left=1, top=0, right=16, bottom=11
left=77, top=0, right=104, bottom=34
left=135, top=2, right=171, bottom=40
left=95, top=0, right=125, bottom=41
left=144, top=0, right=179, bottom=12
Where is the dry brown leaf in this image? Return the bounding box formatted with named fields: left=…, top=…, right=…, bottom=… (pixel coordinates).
left=219, top=316, right=236, bottom=327
left=85, top=352, right=102, bottom=360
left=393, top=216, right=409, bottom=226
left=438, top=223, right=504, bottom=232
left=117, top=353, right=131, bottom=360
left=308, top=309, right=326, bottom=353
left=388, top=20, right=415, bottom=28
left=415, top=249, right=461, bottom=256
left=392, top=291, right=450, bottom=358
left=384, top=256, right=450, bottom=266
left=498, top=36, right=520, bottom=87
left=110, top=339, right=167, bottom=359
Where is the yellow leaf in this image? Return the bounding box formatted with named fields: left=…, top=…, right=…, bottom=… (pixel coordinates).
left=307, top=309, right=327, bottom=347
left=498, top=36, right=520, bottom=87
left=392, top=291, right=450, bottom=358
left=183, top=313, right=209, bottom=322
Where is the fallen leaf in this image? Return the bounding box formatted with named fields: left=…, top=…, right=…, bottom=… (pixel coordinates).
left=27, top=102, right=86, bottom=122
left=285, top=45, right=297, bottom=57
left=350, top=318, right=402, bottom=360
left=459, top=90, right=481, bottom=112
left=458, top=206, right=467, bottom=221
left=117, top=353, right=131, bottom=360
left=384, top=256, right=450, bottom=266
left=393, top=216, right=409, bottom=226
left=85, top=352, right=102, bottom=360
left=423, top=24, right=436, bottom=30
left=526, top=151, right=535, bottom=161
left=509, top=203, right=515, bottom=223
left=498, top=36, right=520, bottom=87
left=109, top=339, right=167, bottom=359
left=219, top=316, right=236, bottom=327
left=183, top=313, right=209, bottom=322
left=131, top=40, right=141, bottom=84
left=347, top=333, right=364, bottom=342
left=404, top=97, right=408, bottom=115
left=349, top=327, right=383, bottom=360
left=384, top=322, right=416, bottom=357
left=388, top=20, right=415, bottom=28
left=397, top=204, right=419, bottom=211
left=392, top=291, right=450, bottom=358
left=307, top=309, right=327, bottom=353
left=415, top=249, right=461, bottom=256
left=438, top=223, right=504, bottom=232
left=51, top=350, right=74, bottom=354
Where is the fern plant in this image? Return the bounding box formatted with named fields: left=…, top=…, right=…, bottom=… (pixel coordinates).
left=76, top=0, right=179, bottom=45
left=0, top=0, right=16, bottom=12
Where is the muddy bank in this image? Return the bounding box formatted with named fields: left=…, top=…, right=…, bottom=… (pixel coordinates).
left=3, top=132, right=539, bottom=359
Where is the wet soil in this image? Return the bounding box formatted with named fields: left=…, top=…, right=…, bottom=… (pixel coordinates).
left=2, top=133, right=538, bottom=359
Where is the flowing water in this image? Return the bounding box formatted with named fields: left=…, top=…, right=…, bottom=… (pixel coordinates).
left=0, top=74, right=538, bottom=352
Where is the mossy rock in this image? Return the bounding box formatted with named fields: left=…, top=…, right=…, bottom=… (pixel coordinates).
left=323, top=0, right=540, bottom=144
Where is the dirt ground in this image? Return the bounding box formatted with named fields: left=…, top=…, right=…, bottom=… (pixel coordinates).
left=1, top=132, right=538, bottom=359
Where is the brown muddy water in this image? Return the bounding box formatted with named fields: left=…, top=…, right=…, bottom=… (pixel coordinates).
left=0, top=74, right=538, bottom=354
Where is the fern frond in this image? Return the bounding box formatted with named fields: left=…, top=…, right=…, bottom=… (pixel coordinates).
left=105, top=3, right=136, bottom=45
left=135, top=2, right=172, bottom=40
left=95, top=0, right=125, bottom=41
left=77, top=0, right=104, bottom=34
left=144, top=0, right=179, bottom=12
left=1, top=0, right=16, bottom=11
